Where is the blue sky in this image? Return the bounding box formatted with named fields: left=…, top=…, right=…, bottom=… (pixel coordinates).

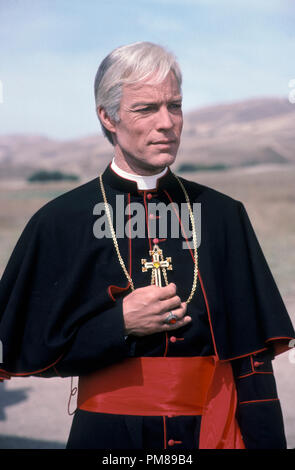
left=0, top=0, right=294, bottom=139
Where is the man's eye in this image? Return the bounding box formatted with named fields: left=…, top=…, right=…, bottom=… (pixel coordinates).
left=134, top=103, right=181, bottom=112
left=138, top=106, right=154, bottom=112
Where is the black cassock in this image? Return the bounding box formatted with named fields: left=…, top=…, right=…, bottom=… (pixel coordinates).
left=0, top=164, right=294, bottom=449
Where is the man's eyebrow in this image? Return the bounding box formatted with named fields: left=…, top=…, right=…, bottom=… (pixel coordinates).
left=130, top=97, right=182, bottom=109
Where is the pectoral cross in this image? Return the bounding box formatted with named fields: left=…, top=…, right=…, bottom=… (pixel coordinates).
left=141, top=244, right=172, bottom=287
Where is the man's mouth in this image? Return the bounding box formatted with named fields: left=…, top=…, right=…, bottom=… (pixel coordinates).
left=152, top=140, right=175, bottom=145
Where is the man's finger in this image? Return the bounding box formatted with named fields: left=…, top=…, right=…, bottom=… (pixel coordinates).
left=158, top=295, right=182, bottom=314
left=162, top=315, right=192, bottom=331
left=160, top=303, right=188, bottom=324
left=158, top=283, right=177, bottom=300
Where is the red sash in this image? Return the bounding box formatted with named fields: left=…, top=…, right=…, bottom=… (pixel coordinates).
left=77, top=356, right=245, bottom=449
left=78, top=356, right=215, bottom=416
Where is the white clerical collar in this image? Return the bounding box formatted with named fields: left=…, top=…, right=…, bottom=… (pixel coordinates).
left=111, top=158, right=168, bottom=190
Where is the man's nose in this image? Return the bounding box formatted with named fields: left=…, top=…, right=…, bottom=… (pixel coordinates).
left=156, top=106, right=174, bottom=130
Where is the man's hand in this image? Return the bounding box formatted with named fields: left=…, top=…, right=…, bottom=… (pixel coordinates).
left=122, top=283, right=191, bottom=336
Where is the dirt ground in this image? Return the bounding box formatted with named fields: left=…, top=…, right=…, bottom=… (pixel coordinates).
left=0, top=165, right=294, bottom=448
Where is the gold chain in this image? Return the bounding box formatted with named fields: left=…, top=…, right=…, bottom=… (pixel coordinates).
left=99, top=174, right=135, bottom=291
left=173, top=173, right=198, bottom=303
left=98, top=172, right=198, bottom=304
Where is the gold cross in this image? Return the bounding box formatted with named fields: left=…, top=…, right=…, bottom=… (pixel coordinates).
left=141, top=244, right=172, bottom=287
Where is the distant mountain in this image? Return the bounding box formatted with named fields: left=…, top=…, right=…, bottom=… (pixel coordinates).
left=0, top=96, right=294, bottom=180
left=0, top=134, right=113, bottom=180
left=178, top=96, right=295, bottom=168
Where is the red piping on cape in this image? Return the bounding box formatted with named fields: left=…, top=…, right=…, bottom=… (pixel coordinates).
left=237, top=371, right=274, bottom=379
left=0, top=353, right=63, bottom=380
left=108, top=284, right=130, bottom=301
left=239, top=398, right=279, bottom=405
left=226, top=337, right=295, bottom=361
left=266, top=337, right=295, bottom=356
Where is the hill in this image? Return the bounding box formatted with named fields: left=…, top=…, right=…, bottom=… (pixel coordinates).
left=0, top=96, right=294, bottom=180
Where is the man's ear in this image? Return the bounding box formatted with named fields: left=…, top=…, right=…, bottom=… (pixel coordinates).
left=97, top=106, right=117, bottom=133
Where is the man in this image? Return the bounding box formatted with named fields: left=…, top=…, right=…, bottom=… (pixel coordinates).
left=0, top=42, right=294, bottom=449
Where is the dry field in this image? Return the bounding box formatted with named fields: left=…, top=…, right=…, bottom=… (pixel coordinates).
left=0, top=164, right=294, bottom=448
left=1, top=163, right=294, bottom=300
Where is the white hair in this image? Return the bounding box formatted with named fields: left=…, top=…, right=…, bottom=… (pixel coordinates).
left=94, top=41, right=182, bottom=144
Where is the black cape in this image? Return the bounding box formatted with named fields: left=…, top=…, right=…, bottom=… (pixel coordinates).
left=0, top=165, right=294, bottom=378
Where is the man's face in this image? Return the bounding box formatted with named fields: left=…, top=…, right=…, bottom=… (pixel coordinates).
left=111, top=71, right=183, bottom=175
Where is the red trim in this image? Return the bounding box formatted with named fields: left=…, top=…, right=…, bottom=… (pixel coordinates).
left=0, top=370, right=11, bottom=379
left=163, top=333, right=168, bottom=357
left=237, top=371, right=274, bottom=379
left=266, top=337, right=295, bottom=356
left=221, top=347, right=268, bottom=362
left=137, top=189, right=158, bottom=196
left=163, top=416, right=167, bottom=449
left=222, top=337, right=294, bottom=362
left=107, top=284, right=130, bottom=302
left=143, top=191, right=152, bottom=252
left=266, top=336, right=293, bottom=342
left=198, top=272, right=219, bottom=359
left=250, top=355, right=255, bottom=373
left=0, top=353, right=63, bottom=378
left=239, top=398, right=279, bottom=405
left=128, top=193, right=132, bottom=280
